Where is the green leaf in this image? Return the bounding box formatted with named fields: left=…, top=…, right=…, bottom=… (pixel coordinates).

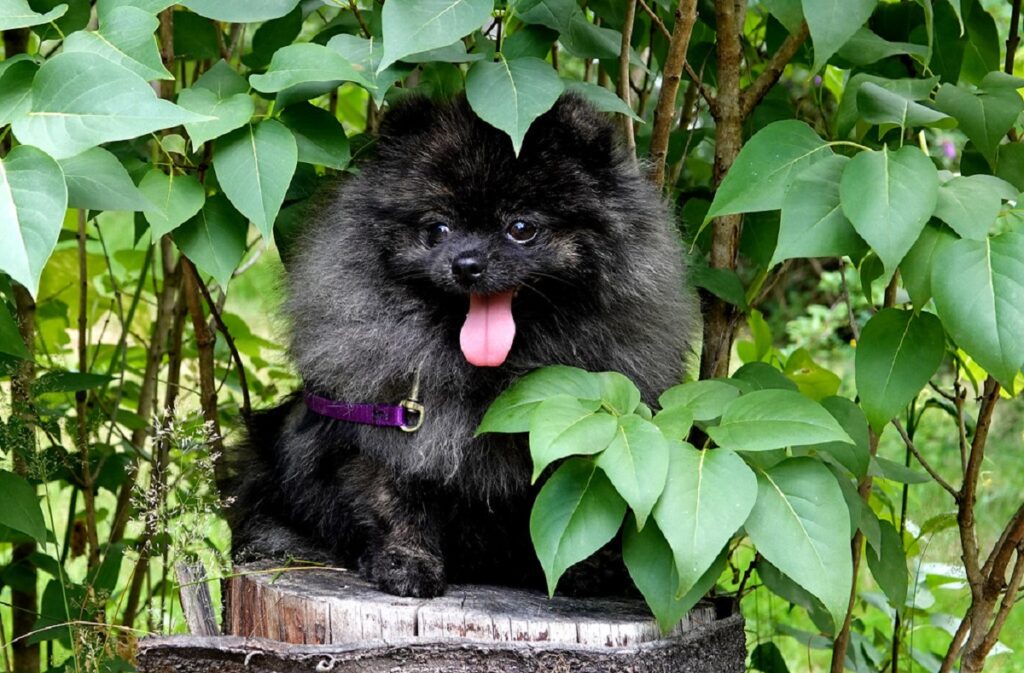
left=528, top=395, right=615, bottom=482
left=934, top=175, right=1013, bottom=240
left=705, top=121, right=832, bottom=223
left=751, top=642, right=791, bottom=673
left=746, top=457, right=853, bottom=629
left=708, top=389, right=854, bottom=452
left=737, top=309, right=773, bottom=364
left=564, top=80, right=642, bottom=121
left=138, top=169, right=205, bottom=239
left=379, top=0, right=495, bottom=72
left=691, top=266, right=749, bottom=311
left=177, top=88, right=254, bottom=150
left=866, top=519, right=908, bottom=609
left=871, top=456, right=930, bottom=484
left=658, top=380, right=740, bottom=422
left=772, top=155, right=866, bottom=266
left=623, top=517, right=725, bottom=634
left=653, top=443, right=757, bottom=595
left=403, top=40, right=485, bottom=64
left=783, top=348, right=841, bottom=401
left=213, top=120, right=298, bottom=240
left=836, top=27, right=929, bottom=67
left=0, top=58, right=37, bottom=127
left=63, top=6, right=171, bottom=81
left=59, top=147, right=150, bottom=212
left=758, top=559, right=834, bottom=633
left=465, top=56, right=563, bottom=155
left=242, top=4, right=302, bottom=69
left=279, top=103, right=351, bottom=171
left=327, top=34, right=411, bottom=106
left=803, top=0, right=878, bottom=72
left=12, top=52, right=207, bottom=160
left=194, top=59, right=249, bottom=97
left=652, top=404, right=694, bottom=441
left=856, top=82, right=955, bottom=131
left=172, top=194, right=248, bottom=288
left=179, top=0, right=300, bottom=22
left=0, top=302, right=30, bottom=359
left=732, top=362, right=798, bottom=391
left=0, top=145, right=67, bottom=297
left=597, top=371, right=641, bottom=416
left=530, top=457, right=627, bottom=596
left=931, top=232, right=1024, bottom=387
left=839, top=146, right=938, bottom=277
left=0, top=470, right=46, bottom=543
left=172, top=9, right=220, bottom=60
left=763, top=0, right=804, bottom=33
left=596, top=415, right=669, bottom=528
left=34, top=370, right=111, bottom=393
left=478, top=366, right=602, bottom=434
left=836, top=75, right=939, bottom=139
left=813, top=397, right=870, bottom=478
left=934, top=83, right=1023, bottom=167
left=97, top=0, right=175, bottom=18
left=901, top=221, right=957, bottom=309
left=0, top=0, right=65, bottom=30
left=249, top=43, right=372, bottom=93
left=503, top=23, right=557, bottom=60
left=856, top=309, right=946, bottom=432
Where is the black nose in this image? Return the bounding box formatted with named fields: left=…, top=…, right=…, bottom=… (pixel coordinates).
left=451, top=254, right=486, bottom=284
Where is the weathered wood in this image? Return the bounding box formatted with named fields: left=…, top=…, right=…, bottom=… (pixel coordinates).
left=224, top=561, right=717, bottom=647
left=137, top=561, right=746, bottom=672
left=175, top=562, right=219, bottom=637
left=138, top=614, right=746, bottom=673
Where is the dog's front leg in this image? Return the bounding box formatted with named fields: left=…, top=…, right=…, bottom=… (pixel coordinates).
left=344, top=462, right=446, bottom=598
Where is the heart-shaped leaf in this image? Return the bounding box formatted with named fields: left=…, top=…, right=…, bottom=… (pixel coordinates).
left=213, top=120, right=297, bottom=240
left=0, top=0, right=66, bottom=30
left=466, top=56, right=563, bottom=155
left=177, top=88, right=254, bottom=150
left=179, top=0, right=300, bottom=22
left=279, top=103, right=351, bottom=171
left=705, top=120, right=832, bottom=224
left=596, top=414, right=670, bottom=528
left=803, top=0, right=878, bottom=72
left=528, top=395, right=615, bottom=482
left=840, top=146, right=938, bottom=277
left=0, top=470, right=47, bottom=543
left=745, top=457, right=853, bottom=629
left=530, top=457, right=627, bottom=596
left=653, top=443, right=757, bottom=596
left=172, top=194, right=248, bottom=288
left=327, top=34, right=412, bottom=106
left=249, top=43, right=372, bottom=93
left=60, top=147, right=150, bottom=212
left=658, top=380, right=740, bottom=422
left=934, top=174, right=1014, bottom=240
left=13, top=52, right=207, bottom=159
left=773, top=154, right=866, bottom=266
left=138, top=169, right=205, bottom=239
left=378, top=0, right=495, bottom=72
left=708, top=389, right=854, bottom=451
left=0, top=145, right=67, bottom=297
left=856, top=308, right=946, bottom=432
left=934, top=83, right=1024, bottom=167
left=63, top=6, right=171, bottom=81
left=478, top=365, right=601, bottom=434
left=931, top=232, right=1024, bottom=387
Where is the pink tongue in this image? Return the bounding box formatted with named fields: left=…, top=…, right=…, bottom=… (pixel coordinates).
left=460, top=291, right=516, bottom=367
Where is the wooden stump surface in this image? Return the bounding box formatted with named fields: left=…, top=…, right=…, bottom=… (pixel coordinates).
left=225, top=561, right=717, bottom=648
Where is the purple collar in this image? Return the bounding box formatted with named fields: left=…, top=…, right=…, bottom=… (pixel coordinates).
left=303, top=376, right=425, bottom=432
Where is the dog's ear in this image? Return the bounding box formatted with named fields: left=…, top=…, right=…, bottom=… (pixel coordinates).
left=522, top=93, right=621, bottom=168
left=377, top=95, right=443, bottom=141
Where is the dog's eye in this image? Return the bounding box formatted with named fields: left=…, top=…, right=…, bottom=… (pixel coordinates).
left=506, top=221, right=538, bottom=244
left=426, top=223, right=451, bottom=246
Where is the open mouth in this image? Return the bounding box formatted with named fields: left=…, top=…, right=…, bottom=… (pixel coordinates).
left=459, top=289, right=519, bottom=367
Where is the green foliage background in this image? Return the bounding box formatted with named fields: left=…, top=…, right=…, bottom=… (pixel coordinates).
left=1, top=1, right=1023, bottom=672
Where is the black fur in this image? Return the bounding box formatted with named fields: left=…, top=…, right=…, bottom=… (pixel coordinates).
left=225, top=94, right=697, bottom=598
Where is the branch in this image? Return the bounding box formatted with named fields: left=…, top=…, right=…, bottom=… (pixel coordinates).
left=740, top=21, right=810, bottom=118
left=977, top=547, right=1024, bottom=657
left=638, top=0, right=670, bottom=39
left=1005, top=0, right=1022, bottom=75
left=348, top=0, right=371, bottom=38
left=682, top=59, right=717, bottom=113
left=617, top=0, right=638, bottom=154
left=648, top=0, right=699, bottom=188
left=959, top=377, right=1001, bottom=590
left=195, top=273, right=252, bottom=419
left=891, top=419, right=958, bottom=499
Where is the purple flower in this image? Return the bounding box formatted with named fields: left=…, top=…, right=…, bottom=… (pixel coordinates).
left=813, top=75, right=822, bottom=87
left=942, top=140, right=957, bottom=160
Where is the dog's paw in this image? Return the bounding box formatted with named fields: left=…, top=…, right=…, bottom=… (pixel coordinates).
left=360, top=545, right=446, bottom=598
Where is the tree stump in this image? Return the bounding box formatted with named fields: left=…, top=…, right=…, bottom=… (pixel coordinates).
left=137, top=561, right=747, bottom=672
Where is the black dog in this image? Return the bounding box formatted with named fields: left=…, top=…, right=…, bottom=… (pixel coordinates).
left=226, top=94, right=696, bottom=597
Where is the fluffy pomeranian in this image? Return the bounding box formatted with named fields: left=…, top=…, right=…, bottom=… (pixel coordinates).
left=226, top=94, right=696, bottom=597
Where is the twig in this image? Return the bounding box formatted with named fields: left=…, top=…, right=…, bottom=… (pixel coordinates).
left=740, top=21, right=810, bottom=117
left=618, top=0, right=638, bottom=153
left=195, top=272, right=252, bottom=419
left=648, top=0, right=699, bottom=188
left=348, top=0, right=371, bottom=38
left=638, top=0, right=670, bottom=39
left=891, top=419, right=958, bottom=498
left=977, top=548, right=1024, bottom=657
left=682, top=60, right=717, bottom=111
left=959, top=377, right=1001, bottom=589
left=76, top=209, right=101, bottom=571
left=1005, top=0, right=1022, bottom=75
left=839, top=258, right=861, bottom=342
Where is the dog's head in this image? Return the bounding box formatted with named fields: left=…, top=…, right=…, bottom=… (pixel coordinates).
left=351, top=93, right=640, bottom=367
